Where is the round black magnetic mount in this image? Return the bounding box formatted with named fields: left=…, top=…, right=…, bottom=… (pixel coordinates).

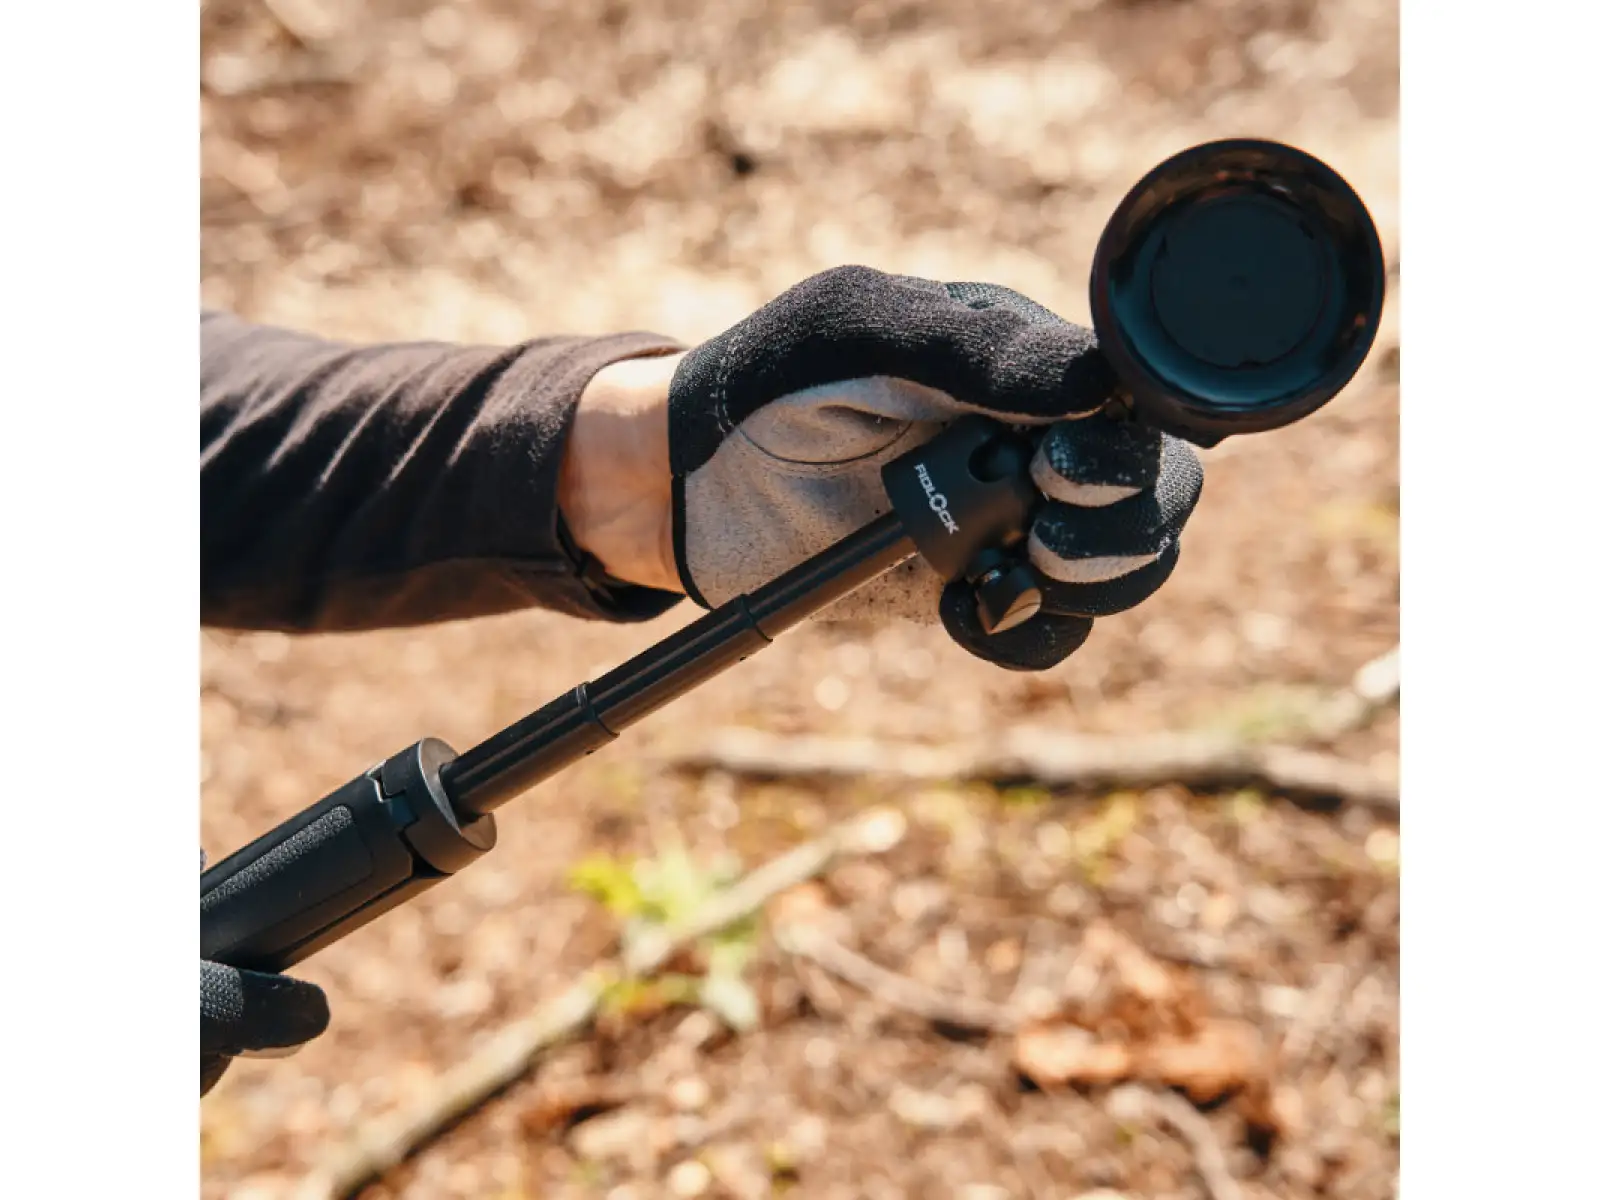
left=1090, top=139, right=1386, bottom=447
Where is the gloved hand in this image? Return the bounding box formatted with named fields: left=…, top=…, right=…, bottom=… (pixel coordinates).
left=664, top=266, right=1204, bottom=670
left=200, top=851, right=329, bottom=1096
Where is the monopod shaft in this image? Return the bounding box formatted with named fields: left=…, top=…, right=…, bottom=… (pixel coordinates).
left=200, top=514, right=916, bottom=973
left=442, top=512, right=914, bottom=817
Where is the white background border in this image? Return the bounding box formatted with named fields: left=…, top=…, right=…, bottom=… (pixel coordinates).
left=3, top=0, right=1597, bottom=1193
left=1, top=1, right=197, bottom=1191
left=1401, top=0, right=1600, bottom=1195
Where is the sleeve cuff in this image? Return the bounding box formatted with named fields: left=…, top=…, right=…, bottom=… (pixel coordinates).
left=499, top=331, right=689, bottom=623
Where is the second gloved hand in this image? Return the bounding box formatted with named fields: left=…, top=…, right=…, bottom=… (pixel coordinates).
left=201, top=851, right=329, bottom=1096
left=665, top=266, right=1204, bottom=670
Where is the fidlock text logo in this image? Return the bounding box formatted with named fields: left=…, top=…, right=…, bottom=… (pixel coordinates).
left=915, top=463, right=959, bottom=534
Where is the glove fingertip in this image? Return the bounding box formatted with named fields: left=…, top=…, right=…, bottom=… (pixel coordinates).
left=277, top=977, right=332, bottom=1047
left=1033, top=414, right=1164, bottom=497
left=939, top=581, right=1093, bottom=671
left=1033, top=541, right=1183, bottom=619
left=207, top=965, right=332, bottom=1054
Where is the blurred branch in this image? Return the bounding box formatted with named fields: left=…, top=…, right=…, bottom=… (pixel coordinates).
left=978, top=1103, right=1056, bottom=1200
left=201, top=52, right=358, bottom=97
left=1109, top=1085, right=1243, bottom=1200
left=664, top=728, right=1398, bottom=813
left=258, top=0, right=339, bottom=46
left=203, top=0, right=359, bottom=98
left=292, top=814, right=895, bottom=1200
left=1151, top=1088, right=1245, bottom=1200
left=660, top=646, right=1400, bottom=814
left=775, top=922, right=1021, bottom=1033
left=1308, top=643, right=1400, bottom=740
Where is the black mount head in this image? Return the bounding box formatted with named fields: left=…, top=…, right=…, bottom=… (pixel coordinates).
left=881, top=415, right=1043, bottom=634
left=882, top=139, right=1388, bottom=634
left=1089, top=139, right=1386, bottom=448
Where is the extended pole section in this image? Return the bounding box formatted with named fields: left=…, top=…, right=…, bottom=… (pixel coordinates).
left=201, top=418, right=1024, bottom=974
left=440, top=512, right=916, bottom=818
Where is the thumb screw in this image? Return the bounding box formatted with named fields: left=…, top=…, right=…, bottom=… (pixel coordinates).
left=974, top=561, right=1044, bottom=635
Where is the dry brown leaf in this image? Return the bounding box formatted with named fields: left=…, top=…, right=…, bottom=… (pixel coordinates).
left=1236, top=1077, right=1291, bottom=1144
left=1138, top=1020, right=1268, bottom=1105
left=1067, top=921, right=1204, bottom=1041
left=516, top=1079, right=637, bottom=1139
left=1014, top=1023, right=1136, bottom=1089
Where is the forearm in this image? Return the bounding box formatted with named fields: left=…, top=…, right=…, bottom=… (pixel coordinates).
left=200, top=310, right=685, bottom=632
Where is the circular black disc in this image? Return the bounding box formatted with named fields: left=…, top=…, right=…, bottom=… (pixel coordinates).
left=1150, top=194, right=1325, bottom=368
left=1089, top=139, right=1386, bottom=445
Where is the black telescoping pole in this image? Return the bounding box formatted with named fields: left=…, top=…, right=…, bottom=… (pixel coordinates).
left=201, top=413, right=1041, bottom=974
left=199, top=514, right=915, bottom=973
left=441, top=512, right=915, bottom=816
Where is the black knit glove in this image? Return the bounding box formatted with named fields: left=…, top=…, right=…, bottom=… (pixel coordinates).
left=200, top=852, right=329, bottom=1096
left=667, top=266, right=1204, bottom=670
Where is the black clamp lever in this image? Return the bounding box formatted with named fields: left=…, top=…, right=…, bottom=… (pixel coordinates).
left=880, top=415, right=1043, bottom=635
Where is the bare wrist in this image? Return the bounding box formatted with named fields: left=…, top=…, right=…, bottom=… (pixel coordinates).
left=558, top=351, right=685, bottom=594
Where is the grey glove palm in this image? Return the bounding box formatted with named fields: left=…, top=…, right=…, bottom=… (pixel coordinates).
left=667, top=266, right=1203, bottom=670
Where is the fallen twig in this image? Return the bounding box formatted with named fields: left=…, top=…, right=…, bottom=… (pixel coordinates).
left=775, top=921, right=1021, bottom=1033
left=663, top=1096, right=760, bottom=1165
left=1151, top=1088, right=1245, bottom=1200
left=294, top=816, right=889, bottom=1200
left=259, top=0, right=340, bottom=45
left=1313, top=644, right=1400, bottom=739
left=1005, top=919, right=1057, bottom=1020
left=978, top=1103, right=1055, bottom=1200
left=658, top=645, right=1399, bottom=813
left=662, top=727, right=1398, bottom=813
left=1109, top=1084, right=1244, bottom=1200
left=622, top=826, right=854, bottom=975
left=202, top=53, right=360, bottom=97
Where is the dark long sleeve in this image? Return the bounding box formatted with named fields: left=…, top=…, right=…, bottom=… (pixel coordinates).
left=201, top=310, right=686, bottom=632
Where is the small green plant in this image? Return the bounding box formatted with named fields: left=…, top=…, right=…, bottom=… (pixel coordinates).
left=912, top=784, right=985, bottom=837
left=998, top=784, right=1053, bottom=810
left=1072, top=791, right=1141, bottom=889
left=568, top=842, right=762, bottom=1031
left=1076, top=791, right=1141, bottom=857
left=570, top=1159, right=605, bottom=1189
left=595, top=972, right=701, bottom=1019
left=1225, top=788, right=1267, bottom=826
left=567, top=853, right=644, bottom=918
left=765, top=1140, right=802, bottom=1191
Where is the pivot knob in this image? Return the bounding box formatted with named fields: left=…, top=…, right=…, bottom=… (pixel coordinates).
left=973, top=558, right=1043, bottom=634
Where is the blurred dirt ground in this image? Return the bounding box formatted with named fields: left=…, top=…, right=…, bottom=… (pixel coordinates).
left=200, top=1, right=1399, bottom=1197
